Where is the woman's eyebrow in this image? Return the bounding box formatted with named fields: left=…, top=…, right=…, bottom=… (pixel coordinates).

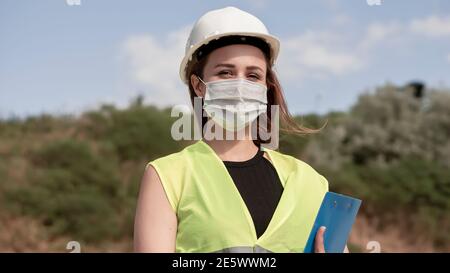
left=247, top=65, right=264, bottom=72
left=213, top=63, right=264, bottom=72
left=214, top=63, right=235, bottom=69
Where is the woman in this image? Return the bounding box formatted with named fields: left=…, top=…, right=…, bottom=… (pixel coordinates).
left=134, top=6, right=344, bottom=253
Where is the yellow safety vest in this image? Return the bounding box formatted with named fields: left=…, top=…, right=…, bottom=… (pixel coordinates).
left=147, top=139, right=328, bottom=253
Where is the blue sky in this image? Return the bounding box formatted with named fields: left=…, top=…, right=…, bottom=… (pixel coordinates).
left=1, top=0, right=450, bottom=118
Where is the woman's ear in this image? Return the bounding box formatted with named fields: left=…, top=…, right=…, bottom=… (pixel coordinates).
left=190, top=74, right=205, bottom=97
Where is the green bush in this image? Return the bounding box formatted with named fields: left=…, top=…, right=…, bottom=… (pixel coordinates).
left=319, top=158, right=450, bottom=246
left=81, top=100, right=185, bottom=162
left=302, top=84, right=450, bottom=248
left=6, top=139, right=124, bottom=242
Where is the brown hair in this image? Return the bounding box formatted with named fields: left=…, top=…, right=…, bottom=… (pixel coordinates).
left=186, top=40, right=322, bottom=146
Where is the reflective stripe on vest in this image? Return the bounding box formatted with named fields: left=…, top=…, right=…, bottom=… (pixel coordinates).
left=147, top=139, right=328, bottom=253
left=212, top=245, right=273, bottom=253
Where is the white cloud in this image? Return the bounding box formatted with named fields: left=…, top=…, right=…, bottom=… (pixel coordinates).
left=410, top=15, right=450, bottom=37
left=278, top=30, right=364, bottom=81
left=278, top=13, right=450, bottom=83
left=359, top=22, right=403, bottom=51
left=121, top=25, right=192, bottom=107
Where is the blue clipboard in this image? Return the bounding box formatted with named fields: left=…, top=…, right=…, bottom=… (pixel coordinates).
left=304, top=192, right=362, bottom=253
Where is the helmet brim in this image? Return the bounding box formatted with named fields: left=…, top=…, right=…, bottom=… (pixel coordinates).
left=179, top=32, right=280, bottom=85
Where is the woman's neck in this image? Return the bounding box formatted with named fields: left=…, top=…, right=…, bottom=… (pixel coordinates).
left=203, top=137, right=259, bottom=162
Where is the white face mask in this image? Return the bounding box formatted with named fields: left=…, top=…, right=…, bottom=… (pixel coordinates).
left=198, top=77, right=268, bottom=132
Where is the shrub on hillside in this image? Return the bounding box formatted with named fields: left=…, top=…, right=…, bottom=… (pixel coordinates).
left=5, top=139, right=124, bottom=242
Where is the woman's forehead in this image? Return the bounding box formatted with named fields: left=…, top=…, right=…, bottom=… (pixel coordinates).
left=205, top=44, right=267, bottom=68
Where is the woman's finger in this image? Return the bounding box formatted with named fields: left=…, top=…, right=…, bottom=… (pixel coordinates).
left=314, top=226, right=326, bottom=253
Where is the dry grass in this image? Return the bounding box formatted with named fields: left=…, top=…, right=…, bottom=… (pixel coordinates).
left=0, top=213, right=133, bottom=253
left=348, top=214, right=447, bottom=253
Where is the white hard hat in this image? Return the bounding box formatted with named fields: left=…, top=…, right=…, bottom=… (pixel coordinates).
left=179, top=6, right=280, bottom=84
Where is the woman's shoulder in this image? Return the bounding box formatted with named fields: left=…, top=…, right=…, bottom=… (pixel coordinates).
left=264, top=148, right=329, bottom=189
left=145, top=141, right=200, bottom=170
left=264, top=148, right=317, bottom=171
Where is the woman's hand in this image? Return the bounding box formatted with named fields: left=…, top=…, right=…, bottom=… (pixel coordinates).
left=314, top=226, right=350, bottom=253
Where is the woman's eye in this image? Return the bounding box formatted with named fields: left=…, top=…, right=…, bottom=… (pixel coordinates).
left=218, top=70, right=232, bottom=77
left=248, top=74, right=261, bottom=80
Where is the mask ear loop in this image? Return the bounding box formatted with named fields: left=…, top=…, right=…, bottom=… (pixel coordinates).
left=194, top=75, right=208, bottom=135
left=195, top=75, right=208, bottom=99
left=196, top=75, right=206, bottom=85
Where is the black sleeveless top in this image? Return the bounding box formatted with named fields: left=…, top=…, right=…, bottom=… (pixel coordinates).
left=223, top=148, right=284, bottom=239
